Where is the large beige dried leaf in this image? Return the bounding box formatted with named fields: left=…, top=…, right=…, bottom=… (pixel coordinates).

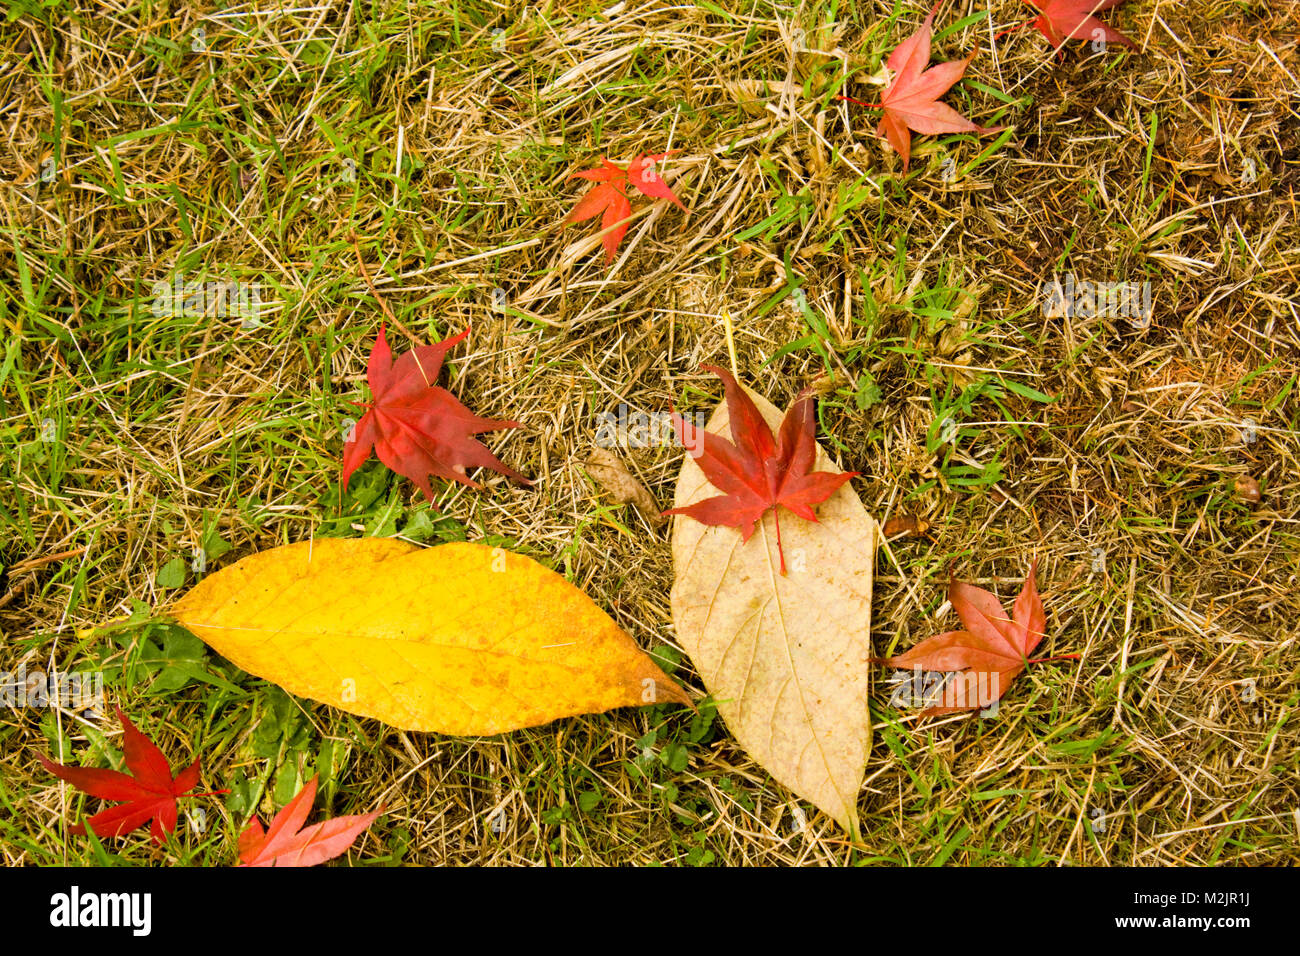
left=670, top=385, right=875, bottom=837
left=173, top=538, right=690, bottom=735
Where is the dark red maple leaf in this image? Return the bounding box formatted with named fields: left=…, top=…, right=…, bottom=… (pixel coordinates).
left=880, top=562, right=1072, bottom=716
left=38, top=707, right=226, bottom=844
left=238, top=775, right=382, bottom=867
left=840, top=2, right=1000, bottom=170
left=663, top=365, right=858, bottom=575
left=342, top=324, right=530, bottom=503
left=1025, top=0, right=1138, bottom=51
left=564, top=152, right=688, bottom=263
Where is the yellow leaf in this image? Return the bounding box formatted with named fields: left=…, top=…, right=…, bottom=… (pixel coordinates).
left=670, top=384, right=875, bottom=838
left=172, top=538, right=690, bottom=734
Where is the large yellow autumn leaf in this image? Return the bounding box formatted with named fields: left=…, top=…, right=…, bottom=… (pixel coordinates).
left=172, top=538, right=690, bottom=734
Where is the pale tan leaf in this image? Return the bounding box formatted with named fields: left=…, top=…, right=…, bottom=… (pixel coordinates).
left=584, top=446, right=664, bottom=527
left=670, top=385, right=875, bottom=836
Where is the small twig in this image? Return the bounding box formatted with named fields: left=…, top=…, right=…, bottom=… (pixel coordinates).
left=0, top=547, right=92, bottom=610
left=8, top=546, right=88, bottom=575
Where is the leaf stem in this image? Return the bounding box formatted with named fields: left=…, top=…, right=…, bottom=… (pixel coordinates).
left=350, top=232, right=422, bottom=347
left=836, top=94, right=882, bottom=110
left=722, top=308, right=739, bottom=379
left=993, top=19, right=1029, bottom=42
left=1027, top=653, right=1080, bottom=665
left=774, top=508, right=787, bottom=575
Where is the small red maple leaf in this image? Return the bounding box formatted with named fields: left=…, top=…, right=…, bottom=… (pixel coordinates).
left=342, top=324, right=530, bottom=503
left=663, top=365, right=858, bottom=575
left=39, top=707, right=226, bottom=844
left=564, top=152, right=688, bottom=263
left=238, top=775, right=382, bottom=867
left=841, top=2, right=1000, bottom=170
left=1025, top=0, right=1138, bottom=52
left=880, top=562, right=1074, bottom=716
left=626, top=153, right=689, bottom=211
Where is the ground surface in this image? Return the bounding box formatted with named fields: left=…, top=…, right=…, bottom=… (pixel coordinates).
left=2, top=0, right=1298, bottom=865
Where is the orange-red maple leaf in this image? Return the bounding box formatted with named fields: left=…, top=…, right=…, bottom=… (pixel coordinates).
left=39, top=708, right=226, bottom=844
left=663, top=365, right=858, bottom=575
left=626, top=153, right=689, bottom=212
left=882, top=562, right=1064, bottom=716
left=564, top=152, right=687, bottom=263
left=1026, top=0, right=1138, bottom=51
left=342, top=324, right=530, bottom=503
left=238, top=775, right=382, bottom=867
left=842, top=3, right=1000, bottom=170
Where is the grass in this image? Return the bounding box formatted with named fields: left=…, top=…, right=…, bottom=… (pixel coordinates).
left=2, top=0, right=1298, bottom=866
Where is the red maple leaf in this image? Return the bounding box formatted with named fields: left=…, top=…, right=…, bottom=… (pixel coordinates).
left=626, top=153, right=689, bottom=211
left=663, top=365, right=858, bottom=575
left=880, top=562, right=1073, bottom=716
left=238, top=775, right=382, bottom=867
left=342, top=323, right=530, bottom=503
left=38, top=707, right=226, bottom=844
left=564, top=152, right=688, bottom=263
left=1025, top=0, right=1138, bottom=51
left=841, top=2, right=1000, bottom=170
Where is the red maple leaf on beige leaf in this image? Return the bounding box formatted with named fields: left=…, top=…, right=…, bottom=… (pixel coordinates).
left=662, top=365, right=858, bottom=575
